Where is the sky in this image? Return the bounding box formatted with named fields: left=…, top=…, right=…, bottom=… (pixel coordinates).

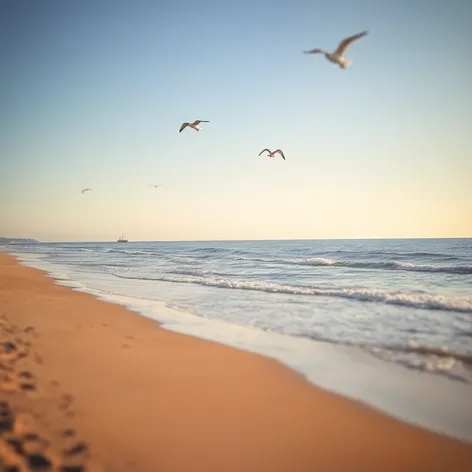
left=1, top=0, right=471, bottom=242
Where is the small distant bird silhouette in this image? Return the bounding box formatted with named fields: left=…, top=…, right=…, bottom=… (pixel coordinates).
left=303, top=31, right=368, bottom=69
left=149, top=184, right=166, bottom=188
left=179, top=120, right=210, bottom=133
left=258, top=149, right=286, bottom=160
left=81, top=188, right=93, bottom=194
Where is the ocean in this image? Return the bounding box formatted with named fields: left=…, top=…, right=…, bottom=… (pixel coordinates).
left=3, top=238, right=472, bottom=441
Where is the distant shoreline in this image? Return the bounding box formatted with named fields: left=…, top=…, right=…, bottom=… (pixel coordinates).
left=0, top=237, right=39, bottom=244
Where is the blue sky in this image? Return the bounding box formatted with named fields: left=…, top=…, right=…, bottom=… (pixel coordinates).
left=1, top=0, right=471, bottom=241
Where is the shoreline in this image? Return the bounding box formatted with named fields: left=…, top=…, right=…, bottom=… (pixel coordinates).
left=1, top=252, right=471, bottom=471
left=10, top=249, right=472, bottom=443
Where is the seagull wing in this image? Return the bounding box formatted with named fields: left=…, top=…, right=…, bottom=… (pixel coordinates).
left=274, top=149, right=286, bottom=160
left=303, top=48, right=326, bottom=55
left=81, top=188, right=93, bottom=194
left=193, top=120, right=209, bottom=125
left=258, top=149, right=272, bottom=156
left=179, top=122, right=189, bottom=132
left=334, top=31, right=368, bottom=55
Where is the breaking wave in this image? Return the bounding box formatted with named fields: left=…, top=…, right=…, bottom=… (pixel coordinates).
left=385, top=344, right=472, bottom=365
left=112, top=272, right=472, bottom=313
left=237, top=256, right=472, bottom=274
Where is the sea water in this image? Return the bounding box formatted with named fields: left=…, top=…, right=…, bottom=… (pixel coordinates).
left=4, top=238, right=472, bottom=441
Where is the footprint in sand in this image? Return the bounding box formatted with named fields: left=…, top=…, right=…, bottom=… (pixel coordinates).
left=0, top=401, right=14, bottom=433
left=0, top=367, right=37, bottom=395
left=0, top=319, right=98, bottom=470
left=0, top=402, right=92, bottom=471
left=33, top=353, right=43, bottom=365
left=63, top=440, right=88, bottom=456
left=59, top=394, right=74, bottom=411
left=0, top=326, right=36, bottom=395
left=61, top=429, right=76, bottom=438
left=0, top=339, right=30, bottom=364
left=24, top=325, right=40, bottom=338
left=18, top=371, right=33, bottom=380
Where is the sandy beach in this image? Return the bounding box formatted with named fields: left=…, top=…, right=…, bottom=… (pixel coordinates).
left=0, top=252, right=471, bottom=471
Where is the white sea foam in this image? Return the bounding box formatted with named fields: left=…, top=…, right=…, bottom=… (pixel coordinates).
left=112, top=271, right=472, bottom=313
left=238, top=255, right=472, bottom=274
left=11, top=251, right=472, bottom=443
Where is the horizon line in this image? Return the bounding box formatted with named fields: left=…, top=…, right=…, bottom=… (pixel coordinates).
left=3, top=236, right=471, bottom=244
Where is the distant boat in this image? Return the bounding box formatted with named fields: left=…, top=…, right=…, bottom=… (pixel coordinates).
left=117, top=234, right=128, bottom=243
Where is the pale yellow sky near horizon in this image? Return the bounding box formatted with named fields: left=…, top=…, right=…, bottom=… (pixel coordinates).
left=1, top=165, right=471, bottom=242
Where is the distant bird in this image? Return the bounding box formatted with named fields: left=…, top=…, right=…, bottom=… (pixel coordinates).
left=303, top=31, right=368, bottom=69
left=179, top=120, right=210, bottom=133
left=81, top=188, right=93, bottom=194
left=258, top=149, right=286, bottom=160
left=149, top=184, right=166, bottom=188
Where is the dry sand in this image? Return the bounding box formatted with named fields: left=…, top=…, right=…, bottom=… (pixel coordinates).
left=0, top=252, right=471, bottom=471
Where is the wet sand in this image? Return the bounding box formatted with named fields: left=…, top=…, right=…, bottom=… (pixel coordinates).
left=0, top=252, right=471, bottom=471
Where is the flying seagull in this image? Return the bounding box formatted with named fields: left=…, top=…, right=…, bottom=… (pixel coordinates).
left=258, top=149, right=286, bottom=160
left=81, top=188, right=93, bottom=194
left=179, top=120, right=210, bottom=133
left=303, top=31, right=368, bottom=69
left=149, top=184, right=165, bottom=188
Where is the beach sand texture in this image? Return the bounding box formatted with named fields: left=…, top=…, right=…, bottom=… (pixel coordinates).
left=0, top=253, right=471, bottom=471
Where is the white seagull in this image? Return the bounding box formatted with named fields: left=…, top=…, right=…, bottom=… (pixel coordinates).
left=303, top=31, right=368, bottom=69
left=179, top=120, right=210, bottom=133
left=81, top=188, right=93, bottom=194
left=258, top=149, right=286, bottom=160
